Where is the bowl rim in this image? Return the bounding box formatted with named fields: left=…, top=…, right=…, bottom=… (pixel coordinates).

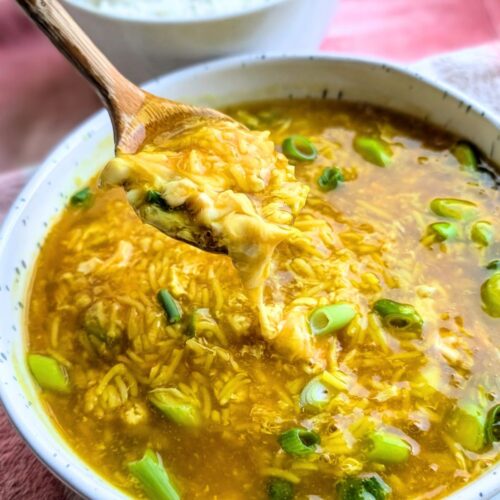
left=0, top=52, right=499, bottom=499
left=62, top=0, right=291, bottom=25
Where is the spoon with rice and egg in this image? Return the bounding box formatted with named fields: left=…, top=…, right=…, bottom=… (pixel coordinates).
left=18, top=0, right=311, bottom=350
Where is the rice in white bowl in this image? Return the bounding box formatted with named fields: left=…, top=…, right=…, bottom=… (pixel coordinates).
left=73, top=0, right=276, bottom=19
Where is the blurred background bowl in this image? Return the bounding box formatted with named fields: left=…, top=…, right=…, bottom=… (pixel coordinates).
left=62, top=0, right=338, bottom=82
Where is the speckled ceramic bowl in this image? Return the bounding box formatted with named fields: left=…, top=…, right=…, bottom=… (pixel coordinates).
left=0, top=54, right=499, bottom=499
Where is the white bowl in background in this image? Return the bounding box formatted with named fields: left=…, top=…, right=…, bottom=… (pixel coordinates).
left=0, top=54, right=499, bottom=499
left=62, top=0, right=337, bottom=81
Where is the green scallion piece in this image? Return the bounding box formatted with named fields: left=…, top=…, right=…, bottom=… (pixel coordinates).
left=158, top=289, right=181, bottom=324
left=148, top=388, right=201, bottom=427
left=299, top=377, right=331, bottom=412
left=299, top=377, right=332, bottom=412
left=373, top=298, right=423, bottom=335
left=486, top=260, right=500, bottom=271
left=282, top=135, right=317, bottom=162
left=426, top=221, right=458, bottom=242
left=278, top=428, right=320, bottom=456
left=336, top=474, right=391, bottom=500
left=481, top=273, right=500, bottom=318
left=486, top=404, right=500, bottom=445
left=448, top=402, right=486, bottom=452
left=267, top=477, right=295, bottom=500
left=146, top=190, right=164, bottom=206
left=353, top=136, right=393, bottom=167
left=309, top=303, right=356, bottom=336
left=317, top=167, right=344, bottom=191
left=430, top=198, right=478, bottom=220
left=366, top=431, right=411, bottom=464
left=128, top=449, right=180, bottom=500
left=27, top=354, right=71, bottom=394
left=470, top=221, right=494, bottom=247
left=451, top=141, right=478, bottom=171
left=70, top=187, right=92, bottom=206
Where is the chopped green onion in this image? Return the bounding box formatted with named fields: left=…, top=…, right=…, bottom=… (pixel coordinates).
left=451, top=141, right=478, bottom=171
left=366, top=431, right=411, bottom=464
left=70, top=187, right=92, bottom=206
left=373, top=299, right=423, bottom=335
left=486, top=260, right=500, bottom=271
left=146, top=190, right=165, bottom=206
left=448, top=402, right=486, bottom=452
left=299, top=377, right=331, bottom=412
left=317, top=167, right=344, bottom=191
left=282, top=135, right=317, bottom=162
left=430, top=198, right=478, bottom=220
left=128, top=449, right=180, bottom=500
left=278, top=428, right=320, bottom=456
left=309, top=303, right=356, bottom=336
left=470, top=221, right=494, bottom=247
left=267, top=477, right=294, bottom=500
left=148, top=388, right=201, bottom=427
left=426, top=221, right=458, bottom=242
left=481, top=273, right=500, bottom=318
left=353, top=136, right=393, bottom=167
left=158, top=289, right=181, bottom=324
left=336, top=474, right=391, bottom=500
left=486, top=404, right=500, bottom=444
left=27, top=354, right=71, bottom=394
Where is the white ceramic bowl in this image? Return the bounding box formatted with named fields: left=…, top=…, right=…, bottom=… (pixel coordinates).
left=62, top=0, right=337, bottom=81
left=0, top=54, right=499, bottom=499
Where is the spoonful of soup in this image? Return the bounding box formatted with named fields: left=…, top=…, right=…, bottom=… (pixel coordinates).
left=18, top=0, right=310, bottom=348
left=18, top=0, right=307, bottom=278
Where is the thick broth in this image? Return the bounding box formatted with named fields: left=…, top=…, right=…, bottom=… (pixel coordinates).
left=27, top=100, right=499, bottom=499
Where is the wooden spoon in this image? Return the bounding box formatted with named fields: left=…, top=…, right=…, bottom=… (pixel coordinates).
left=16, top=0, right=229, bottom=154
left=17, top=0, right=235, bottom=251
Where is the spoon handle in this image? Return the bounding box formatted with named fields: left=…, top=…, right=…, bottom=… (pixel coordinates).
left=16, top=0, right=145, bottom=146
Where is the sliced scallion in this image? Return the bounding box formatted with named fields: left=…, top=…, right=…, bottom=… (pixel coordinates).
left=128, top=449, right=180, bottom=500
left=486, top=260, right=500, bottom=271
left=470, top=221, right=494, bottom=247
left=481, top=273, right=500, bottom=318
left=353, top=136, right=393, bottom=167
left=486, top=404, right=500, bottom=445
left=426, top=221, right=458, bottom=242
left=149, top=388, right=200, bottom=427
left=317, top=167, right=344, bottom=191
left=278, top=428, right=320, bottom=456
left=451, top=141, right=478, bottom=171
left=299, top=377, right=331, bottom=412
left=282, top=135, right=317, bottom=162
left=448, top=402, right=486, bottom=452
left=430, top=198, right=478, bottom=221
left=70, top=187, right=92, bottom=206
left=146, top=190, right=165, bottom=206
left=267, top=477, right=294, bottom=500
left=27, top=354, right=70, bottom=394
left=158, top=289, right=181, bottom=324
left=336, top=474, right=391, bottom=500
left=366, top=431, right=411, bottom=464
left=309, top=303, right=356, bottom=336
left=373, top=298, right=423, bottom=335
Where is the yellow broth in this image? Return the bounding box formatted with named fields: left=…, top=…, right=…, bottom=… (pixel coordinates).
left=27, top=100, right=499, bottom=499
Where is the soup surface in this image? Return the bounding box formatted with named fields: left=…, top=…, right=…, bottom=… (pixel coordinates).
left=27, top=100, right=499, bottom=499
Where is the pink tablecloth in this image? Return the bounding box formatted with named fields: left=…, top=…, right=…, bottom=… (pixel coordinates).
left=1, top=1, right=499, bottom=499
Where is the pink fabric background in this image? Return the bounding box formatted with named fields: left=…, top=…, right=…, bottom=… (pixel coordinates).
left=1, top=1, right=499, bottom=498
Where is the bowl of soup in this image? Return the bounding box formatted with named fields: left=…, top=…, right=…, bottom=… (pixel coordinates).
left=0, top=54, right=499, bottom=499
